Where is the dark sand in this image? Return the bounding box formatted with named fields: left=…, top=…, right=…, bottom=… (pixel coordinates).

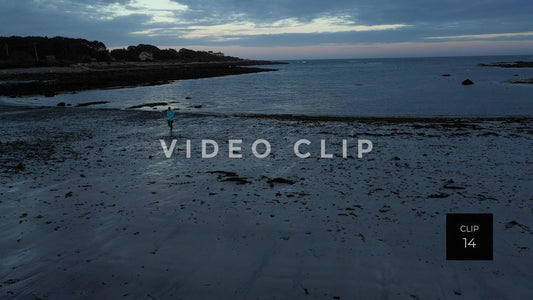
left=1, top=106, right=532, bottom=298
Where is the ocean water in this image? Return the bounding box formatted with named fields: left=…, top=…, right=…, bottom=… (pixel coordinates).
left=2, top=55, right=533, bottom=117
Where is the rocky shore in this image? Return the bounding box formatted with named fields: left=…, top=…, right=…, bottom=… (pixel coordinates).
left=0, top=60, right=283, bottom=97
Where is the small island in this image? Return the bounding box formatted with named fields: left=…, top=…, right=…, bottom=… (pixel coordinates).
left=0, top=36, right=285, bottom=97
left=478, top=61, right=533, bottom=68
left=478, top=60, right=533, bottom=85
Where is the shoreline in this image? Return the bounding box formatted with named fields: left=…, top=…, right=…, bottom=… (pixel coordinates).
left=1, top=104, right=531, bottom=123
left=0, top=60, right=284, bottom=97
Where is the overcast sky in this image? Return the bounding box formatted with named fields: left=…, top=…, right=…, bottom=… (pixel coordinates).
left=1, top=0, right=532, bottom=59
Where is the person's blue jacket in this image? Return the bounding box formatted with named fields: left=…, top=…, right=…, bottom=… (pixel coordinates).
left=167, top=110, right=175, bottom=121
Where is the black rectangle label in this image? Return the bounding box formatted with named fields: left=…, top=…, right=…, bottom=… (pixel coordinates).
left=446, top=213, right=493, bottom=260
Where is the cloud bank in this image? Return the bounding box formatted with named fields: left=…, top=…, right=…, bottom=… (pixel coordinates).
left=1, top=0, right=532, bottom=58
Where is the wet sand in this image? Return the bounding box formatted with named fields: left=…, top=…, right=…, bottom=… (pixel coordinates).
left=0, top=106, right=532, bottom=298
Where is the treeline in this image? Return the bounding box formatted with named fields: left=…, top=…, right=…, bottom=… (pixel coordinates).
left=110, top=44, right=238, bottom=62
left=0, top=36, right=239, bottom=68
left=0, top=36, right=107, bottom=67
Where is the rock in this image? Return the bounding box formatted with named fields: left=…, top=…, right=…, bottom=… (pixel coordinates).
left=209, top=170, right=250, bottom=184
left=185, top=96, right=191, bottom=100
left=267, top=177, right=296, bottom=187
left=504, top=220, right=532, bottom=232
left=462, top=79, right=474, bottom=85
left=3, top=279, right=20, bottom=285
left=443, top=181, right=465, bottom=189
left=441, top=74, right=451, bottom=77
left=76, top=101, right=110, bottom=107
left=453, top=289, right=462, bottom=295
left=208, top=170, right=238, bottom=177
left=57, top=102, right=66, bottom=107
left=505, top=220, right=520, bottom=229
left=221, top=177, right=250, bottom=184
left=509, top=78, right=533, bottom=84
left=127, top=102, right=167, bottom=109
left=428, top=192, right=450, bottom=198
left=15, top=162, right=25, bottom=170
left=379, top=205, right=391, bottom=213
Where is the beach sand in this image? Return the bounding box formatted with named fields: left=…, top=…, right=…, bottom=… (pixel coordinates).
left=0, top=105, right=532, bottom=298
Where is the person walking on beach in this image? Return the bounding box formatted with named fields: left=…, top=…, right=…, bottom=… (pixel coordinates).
left=166, top=107, right=175, bottom=131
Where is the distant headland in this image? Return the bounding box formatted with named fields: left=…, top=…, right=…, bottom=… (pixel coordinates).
left=0, top=36, right=286, bottom=97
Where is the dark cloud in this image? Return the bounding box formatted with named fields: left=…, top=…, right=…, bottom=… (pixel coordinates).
left=177, top=0, right=533, bottom=24
left=0, top=0, right=151, bottom=44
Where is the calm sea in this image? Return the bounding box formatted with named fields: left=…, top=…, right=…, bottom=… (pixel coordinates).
left=2, top=55, right=533, bottom=117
